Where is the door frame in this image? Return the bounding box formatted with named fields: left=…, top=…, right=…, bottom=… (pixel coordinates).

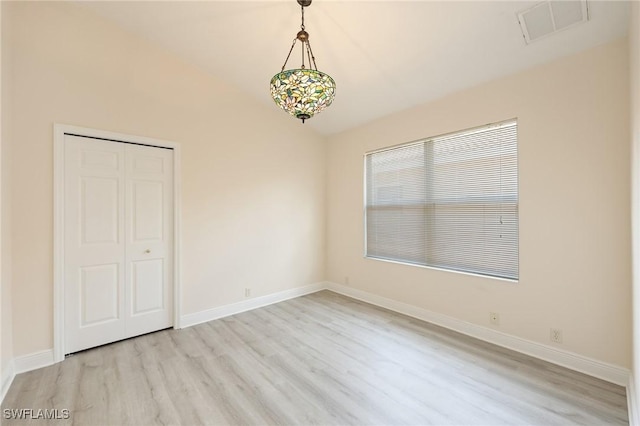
left=53, top=124, right=182, bottom=363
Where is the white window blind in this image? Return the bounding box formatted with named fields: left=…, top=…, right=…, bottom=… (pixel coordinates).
left=365, top=120, right=518, bottom=280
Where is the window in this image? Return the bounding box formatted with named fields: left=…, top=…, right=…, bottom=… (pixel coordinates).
left=365, top=120, right=518, bottom=280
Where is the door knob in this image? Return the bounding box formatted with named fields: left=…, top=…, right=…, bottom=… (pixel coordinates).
left=145, top=249, right=151, bottom=254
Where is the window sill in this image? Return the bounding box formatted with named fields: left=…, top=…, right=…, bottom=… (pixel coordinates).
left=363, top=255, right=519, bottom=284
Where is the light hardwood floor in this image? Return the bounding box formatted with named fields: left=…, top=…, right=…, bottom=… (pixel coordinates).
left=2, top=291, right=628, bottom=425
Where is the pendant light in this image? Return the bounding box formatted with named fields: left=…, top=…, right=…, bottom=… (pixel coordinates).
left=269, top=0, right=336, bottom=123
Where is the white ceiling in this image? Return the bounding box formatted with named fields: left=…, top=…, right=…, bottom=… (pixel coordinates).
left=76, top=1, right=631, bottom=136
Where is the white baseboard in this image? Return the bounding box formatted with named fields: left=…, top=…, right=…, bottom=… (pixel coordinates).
left=180, top=282, right=326, bottom=328
left=1, top=283, right=324, bottom=402
left=3, top=280, right=631, bottom=410
left=13, top=349, right=55, bottom=375
left=629, top=375, right=639, bottom=426
left=326, top=282, right=631, bottom=387
left=1, top=350, right=54, bottom=405
left=1, top=359, right=15, bottom=403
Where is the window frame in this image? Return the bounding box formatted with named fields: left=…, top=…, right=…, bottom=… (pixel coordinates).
left=363, top=119, right=519, bottom=282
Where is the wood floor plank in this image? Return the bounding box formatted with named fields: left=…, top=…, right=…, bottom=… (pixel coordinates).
left=1, top=290, right=628, bottom=425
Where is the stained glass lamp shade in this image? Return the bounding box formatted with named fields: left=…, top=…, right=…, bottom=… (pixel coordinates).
left=270, top=69, right=336, bottom=122
left=270, top=0, right=336, bottom=123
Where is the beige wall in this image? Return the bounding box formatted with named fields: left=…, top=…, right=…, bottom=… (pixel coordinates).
left=4, top=1, right=326, bottom=357
left=327, top=39, right=631, bottom=367
left=1, top=0, right=13, bottom=382
left=630, top=0, right=640, bottom=412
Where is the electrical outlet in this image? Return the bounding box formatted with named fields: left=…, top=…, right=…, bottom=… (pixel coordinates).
left=345, top=276, right=350, bottom=285
left=489, top=312, right=500, bottom=326
left=550, top=328, right=563, bottom=343
left=244, top=288, right=251, bottom=298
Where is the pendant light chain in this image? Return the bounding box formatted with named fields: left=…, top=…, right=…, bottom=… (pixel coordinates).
left=300, top=4, right=306, bottom=69
left=281, top=37, right=298, bottom=72
left=306, top=40, right=319, bottom=71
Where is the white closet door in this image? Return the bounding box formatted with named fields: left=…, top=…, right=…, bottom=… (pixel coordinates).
left=64, top=135, right=173, bottom=354
left=124, top=144, right=173, bottom=338
left=65, top=135, right=126, bottom=353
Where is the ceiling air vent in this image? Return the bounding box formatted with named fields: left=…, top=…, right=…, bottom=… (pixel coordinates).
left=517, top=0, right=589, bottom=44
